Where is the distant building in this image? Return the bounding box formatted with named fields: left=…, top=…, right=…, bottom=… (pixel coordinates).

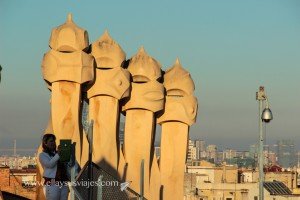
left=236, top=151, right=250, bottom=158
left=223, top=149, right=237, bottom=160
left=81, top=98, right=89, bottom=133
left=277, top=140, right=295, bottom=168
left=249, top=143, right=271, bottom=166
left=0, top=156, right=36, bottom=169
left=190, top=147, right=197, bottom=160
left=216, top=151, right=224, bottom=164
left=154, top=146, right=160, bottom=158
left=184, top=162, right=300, bottom=200
left=206, top=145, right=217, bottom=163
left=194, top=139, right=205, bottom=159
left=267, top=151, right=277, bottom=165
left=187, top=140, right=194, bottom=160
left=297, top=167, right=300, bottom=188
left=119, top=122, right=125, bottom=146
left=187, top=140, right=198, bottom=160
left=249, top=144, right=258, bottom=159
left=226, top=157, right=255, bottom=168
left=195, top=140, right=205, bottom=151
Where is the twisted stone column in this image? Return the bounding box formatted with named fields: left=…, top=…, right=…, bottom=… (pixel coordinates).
left=158, top=59, right=198, bottom=200
left=87, top=31, right=130, bottom=176
left=41, top=14, right=94, bottom=166
left=122, top=47, right=164, bottom=198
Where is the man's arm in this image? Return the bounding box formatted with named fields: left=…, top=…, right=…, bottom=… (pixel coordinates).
left=39, top=153, right=60, bottom=168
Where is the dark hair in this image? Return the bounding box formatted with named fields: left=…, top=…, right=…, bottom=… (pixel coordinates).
left=42, top=133, right=56, bottom=151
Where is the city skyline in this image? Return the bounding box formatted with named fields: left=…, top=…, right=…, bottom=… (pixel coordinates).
left=1, top=1, right=300, bottom=151
left=2, top=137, right=300, bottom=158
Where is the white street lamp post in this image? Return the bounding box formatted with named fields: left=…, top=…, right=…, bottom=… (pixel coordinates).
left=256, top=86, right=273, bottom=200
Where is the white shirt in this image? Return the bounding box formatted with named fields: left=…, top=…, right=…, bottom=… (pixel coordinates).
left=39, top=151, right=60, bottom=178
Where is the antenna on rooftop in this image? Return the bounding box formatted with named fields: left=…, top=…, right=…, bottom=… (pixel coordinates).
left=13, top=139, right=17, bottom=157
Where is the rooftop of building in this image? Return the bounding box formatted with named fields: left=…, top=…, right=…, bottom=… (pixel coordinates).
left=264, top=181, right=292, bottom=196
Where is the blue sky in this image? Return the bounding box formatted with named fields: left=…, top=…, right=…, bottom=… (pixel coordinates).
left=0, top=0, right=300, bottom=153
